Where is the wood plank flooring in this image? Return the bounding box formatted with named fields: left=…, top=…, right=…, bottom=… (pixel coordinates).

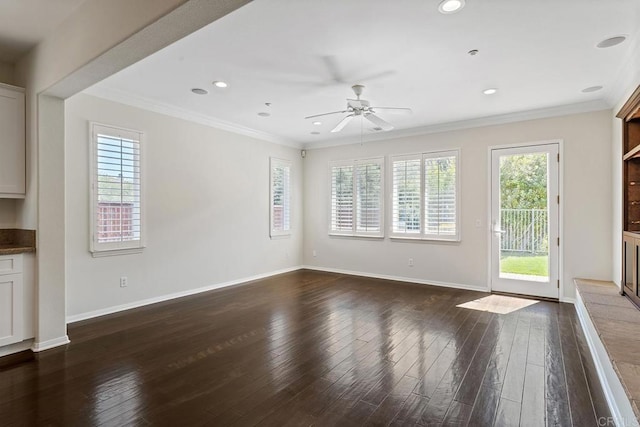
left=0, top=270, right=612, bottom=426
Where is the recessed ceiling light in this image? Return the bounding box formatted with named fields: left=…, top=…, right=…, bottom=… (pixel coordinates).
left=191, top=88, right=208, bottom=95
left=311, top=131, right=320, bottom=135
left=257, top=112, right=271, bottom=117
left=468, top=49, right=479, bottom=56
left=596, top=36, right=627, bottom=48
left=212, top=81, right=228, bottom=88
left=372, top=127, right=383, bottom=132
left=483, top=88, right=498, bottom=95
left=582, top=85, right=603, bottom=93
left=312, top=121, right=322, bottom=126
left=438, top=0, right=465, bottom=14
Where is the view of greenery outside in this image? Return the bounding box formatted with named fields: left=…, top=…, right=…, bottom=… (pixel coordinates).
left=499, top=153, right=549, bottom=277
left=392, top=155, right=457, bottom=236
left=425, top=155, right=456, bottom=235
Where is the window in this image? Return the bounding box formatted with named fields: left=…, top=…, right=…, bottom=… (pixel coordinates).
left=329, top=158, right=384, bottom=237
left=270, top=158, right=291, bottom=237
left=391, top=150, right=459, bottom=240
left=90, top=123, right=144, bottom=256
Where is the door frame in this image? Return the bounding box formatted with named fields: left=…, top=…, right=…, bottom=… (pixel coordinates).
left=486, top=139, right=564, bottom=300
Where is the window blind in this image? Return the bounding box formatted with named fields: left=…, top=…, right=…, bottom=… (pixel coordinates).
left=330, top=164, right=354, bottom=232
left=392, top=156, right=421, bottom=234
left=391, top=150, right=459, bottom=240
left=330, top=158, right=384, bottom=237
left=270, top=158, right=291, bottom=236
left=424, top=153, right=457, bottom=236
left=91, top=124, right=143, bottom=254
left=356, top=160, right=383, bottom=233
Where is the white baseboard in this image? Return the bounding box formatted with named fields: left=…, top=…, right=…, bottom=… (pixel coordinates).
left=302, top=265, right=490, bottom=293
left=574, top=291, right=637, bottom=427
left=32, top=335, right=70, bottom=352
left=560, top=296, right=576, bottom=304
left=0, top=339, right=34, bottom=357
left=67, top=266, right=304, bottom=324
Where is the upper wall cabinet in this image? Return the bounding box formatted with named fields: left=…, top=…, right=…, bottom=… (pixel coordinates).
left=0, top=83, right=25, bottom=198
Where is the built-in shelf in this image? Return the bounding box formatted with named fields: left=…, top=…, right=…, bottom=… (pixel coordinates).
left=623, top=144, right=640, bottom=160
left=619, top=84, right=640, bottom=309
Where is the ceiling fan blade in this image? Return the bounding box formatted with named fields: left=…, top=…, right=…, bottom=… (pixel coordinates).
left=305, top=110, right=348, bottom=120
left=322, top=55, right=346, bottom=84
left=331, top=115, right=355, bottom=133
left=370, top=107, right=413, bottom=115
left=365, top=113, right=394, bottom=131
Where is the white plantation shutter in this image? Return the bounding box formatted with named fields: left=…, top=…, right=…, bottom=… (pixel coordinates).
left=90, top=123, right=144, bottom=256
left=355, top=159, right=383, bottom=234
left=330, top=163, right=354, bottom=232
left=330, top=158, right=384, bottom=236
left=424, top=152, right=457, bottom=237
left=392, top=156, right=422, bottom=235
left=391, top=150, right=459, bottom=241
left=270, top=158, right=291, bottom=237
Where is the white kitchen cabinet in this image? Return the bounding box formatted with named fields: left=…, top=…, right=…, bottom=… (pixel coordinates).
left=0, top=254, right=23, bottom=346
left=0, top=83, right=25, bottom=198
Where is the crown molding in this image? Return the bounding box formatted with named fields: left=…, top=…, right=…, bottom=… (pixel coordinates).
left=83, top=86, right=303, bottom=149
left=302, top=100, right=611, bottom=150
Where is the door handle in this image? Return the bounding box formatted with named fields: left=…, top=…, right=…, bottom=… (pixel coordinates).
left=492, top=221, right=506, bottom=234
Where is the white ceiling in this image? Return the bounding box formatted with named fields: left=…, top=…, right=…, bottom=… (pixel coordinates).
left=0, top=0, right=86, bottom=62
left=87, top=0, right=640, bottom=147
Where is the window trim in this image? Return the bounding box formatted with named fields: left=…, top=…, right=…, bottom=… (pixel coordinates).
left=89, top=122, right=146, bottom=257
left=328, top=157, right=385, bottom=238
left=269, top=157, right=292, bottom=238
left=390, top=149, right=460, bottom=242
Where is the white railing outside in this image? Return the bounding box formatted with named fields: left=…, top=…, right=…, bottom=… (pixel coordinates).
left=500, top=209, right=548, bottom=254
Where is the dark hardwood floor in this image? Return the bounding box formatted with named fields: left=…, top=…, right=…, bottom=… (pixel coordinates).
left=0, top=270, right=611, bottom=426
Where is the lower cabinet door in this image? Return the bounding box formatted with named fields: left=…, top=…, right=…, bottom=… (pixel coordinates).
left=0, top=273, right=23, bottom=346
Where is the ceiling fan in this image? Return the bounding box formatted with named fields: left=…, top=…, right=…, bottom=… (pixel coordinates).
left=305, top=85, right=412, bottom=133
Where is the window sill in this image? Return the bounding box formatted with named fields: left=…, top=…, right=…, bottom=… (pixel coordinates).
left=390, top=236, right=461, bottom=243
left=270, top=233, right=292, bottom=240
left=328, top=233, right=384, bottom=239
left=91, top=247, right=145, bottom=258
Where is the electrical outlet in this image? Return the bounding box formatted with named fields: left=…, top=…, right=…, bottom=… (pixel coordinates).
left=312, top=250, right=317, bottom=257
left=120, top=276, right=128, bottom=288
left=408, top=258, right=414, bottom=267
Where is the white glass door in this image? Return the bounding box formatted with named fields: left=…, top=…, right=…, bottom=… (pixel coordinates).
left=490, top=143, right=559, bottom=299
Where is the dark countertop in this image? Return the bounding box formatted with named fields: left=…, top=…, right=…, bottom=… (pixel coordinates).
left=0, top=229, right=36, bottom=255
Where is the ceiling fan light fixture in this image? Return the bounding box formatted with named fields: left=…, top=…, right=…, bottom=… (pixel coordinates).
left=483, top=88, right=498, bottom=95
left=438, top=0, right=465, bottom=14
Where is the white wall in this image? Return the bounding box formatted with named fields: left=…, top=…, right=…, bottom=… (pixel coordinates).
left=0, top=200, right=15, bottom=228
left=7, top=0, right=248, bottom=351
left=65, top=94, right=303, bottom=317
left=0, top=61, right=14, bottom=85
left=303, top=110, right=613, bottom=300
